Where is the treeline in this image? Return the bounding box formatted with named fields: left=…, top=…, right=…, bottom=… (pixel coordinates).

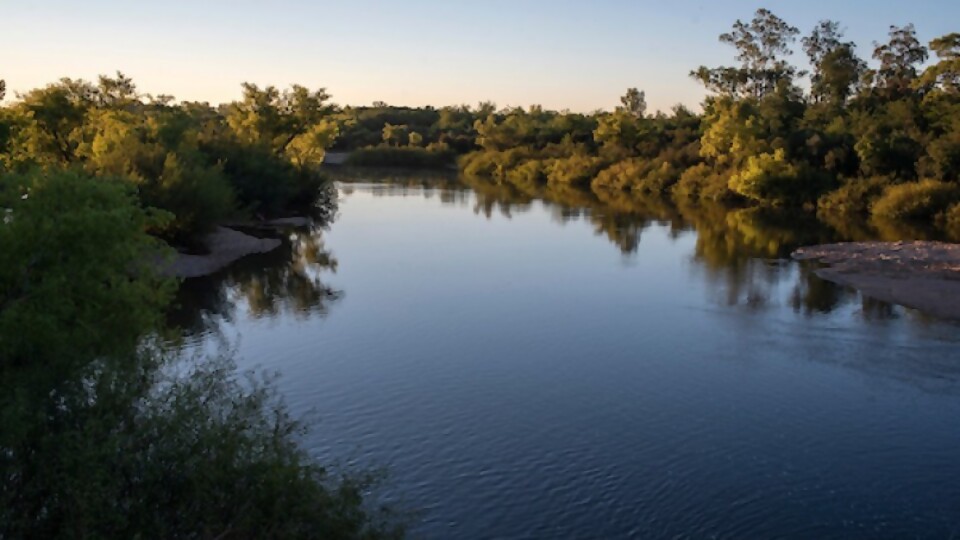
left=457, top=10, right=960, bottom=227
left=0, top=73, right=338, bottom=243
left=329, top=102, right=492, bottom=167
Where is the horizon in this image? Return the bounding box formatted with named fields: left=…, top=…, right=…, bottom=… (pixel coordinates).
left=6, top=1, right=960, bottom=113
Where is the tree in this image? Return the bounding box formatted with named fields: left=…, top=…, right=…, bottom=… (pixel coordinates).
left=803, top=21, right=866, bottom=104
left=96, top=71, right=139, bottom=109
left=618, top=88, right=647, bottom=118
left=918, top=33, right=960, bottom=94
left=871, top=24, right=929, bottom=98
left=593, top=111, right=641, bottom=152
left=382, top=123, right=408, bottom=146
left=693, top=9, right=800, bottom=99
left=225, top=83, right=335, bottom=161
left=12, top=78, right=96, bottom=164
left=408, top=131, right=423, bottom=147
left=0, top=169, right=403, bottom=538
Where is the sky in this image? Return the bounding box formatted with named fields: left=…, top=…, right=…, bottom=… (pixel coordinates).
left=4, top=1, right=960, bottom=112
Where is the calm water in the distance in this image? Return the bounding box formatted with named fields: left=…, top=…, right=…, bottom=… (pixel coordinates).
left=177, top=172, right=960, bottom=539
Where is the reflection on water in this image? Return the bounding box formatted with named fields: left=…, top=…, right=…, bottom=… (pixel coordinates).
left=168, top=187, right=342, bottom=340
left=175, top=169, right=960, bottom=539
left=325, top=169, right=944, bottom=321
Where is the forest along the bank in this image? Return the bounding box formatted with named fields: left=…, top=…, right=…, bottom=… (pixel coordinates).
left=0, top=76, right=404, bottom=537
left=2, top=6, right=960, bottom=537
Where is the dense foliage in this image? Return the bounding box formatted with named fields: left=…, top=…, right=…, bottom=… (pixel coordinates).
left=452, top=11, right=960, bottom=228
left=0, top=169, right=402, bottom=538
left=0, top=74, right=337, bottom=242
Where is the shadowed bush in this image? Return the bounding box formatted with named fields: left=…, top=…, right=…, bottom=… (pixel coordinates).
left=817, top=176, right=893, bottom=214
left=346, top=146, right=455, bottom=168
left=0, top=169, right=404, bottom=539
left=871, top=179, right=960, bottom=220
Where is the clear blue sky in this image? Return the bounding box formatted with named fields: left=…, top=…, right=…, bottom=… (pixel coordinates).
left=4, top=1, right=959, bottom=112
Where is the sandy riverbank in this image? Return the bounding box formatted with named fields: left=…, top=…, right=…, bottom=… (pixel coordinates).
left=161, top=226, right=282, bottom=279
left=792, top=241, right=960, bottom=320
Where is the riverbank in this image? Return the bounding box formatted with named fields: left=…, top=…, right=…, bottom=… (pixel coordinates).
left=162, top=226, right=281, bottom=278
left=161, top=216, right=313, bottom=278
left=792, top=241, right=960, bottom=320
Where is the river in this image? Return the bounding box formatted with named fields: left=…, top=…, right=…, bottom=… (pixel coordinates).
left=173, top=169, right=960, bottom=539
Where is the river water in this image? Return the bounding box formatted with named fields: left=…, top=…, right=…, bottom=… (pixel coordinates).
left=174, top=171, right=960, bottom=539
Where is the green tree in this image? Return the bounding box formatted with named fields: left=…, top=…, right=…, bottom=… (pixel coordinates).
left=870, top=24, right=929, bottom=98
left=0, top=169, right=402, bottom=539
left=593, top=111, right=641, bottom=152
left=918, top=33, right=960, bottom=94
left=408, top=131, right=423, bottom=147
left=803, top=21, right=866, bottom=104
left=693, top=9, right=800, bottom=99
left=382, top=123, right=408, bottom=146
left=225, top=83, right=335, bottom=162
left=618, top=88, right=647, bottom=118
left=0, top=169, right=173, bottom=373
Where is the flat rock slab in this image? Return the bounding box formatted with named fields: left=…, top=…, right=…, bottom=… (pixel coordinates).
left=792, top=241, right=960, bottom=320
left=162, top=226, right=281, bottom=279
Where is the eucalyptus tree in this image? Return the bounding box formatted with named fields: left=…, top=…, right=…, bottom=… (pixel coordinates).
left=803, top=21, right=866, bottom=104
left=870, top=24, right=929, bottom=98
left=618, top=87, right=647, bottom=118
left=692, top=8, right=801, bottom=99
left=918, top=33, right=960, bottom=94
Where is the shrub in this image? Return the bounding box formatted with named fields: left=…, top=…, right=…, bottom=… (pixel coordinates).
left=206, top=140, right=303, bottom=217
left=459, top=151, right=499, bottom=177
left=592, top=159, right=645, bottom=191
left=346, top=146, right=455, bottom=168
left=817, top=176, right=892, bottom=214
left=639, top=161, right=682, bottom=193
left=142, top=153, right=236, bottom=240
left=506, top=159, right=547, bottom=184
left=871, top=179, right=960, bottom=220
left=0, top=168, right=403, bottom=539
left=544, top=154, right=606, bottom=186
left=728, top=149, right=833, bottom=205
left=672, top=163, right=735, bottom=202
left=459, top=148, right=537, bottom=179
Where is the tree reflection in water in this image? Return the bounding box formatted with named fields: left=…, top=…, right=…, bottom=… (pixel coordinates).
left=169, top=183, right=343, bottom=338
left=326, top=167, right=951, bottom=324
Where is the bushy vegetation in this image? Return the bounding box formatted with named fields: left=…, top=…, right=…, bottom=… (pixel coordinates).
left=346, top=145, right=455, bottom=168
left=0, top=76, right=398, bottom=538
left=817, top=176, right=894, bottom=214
left=871, top=179, right=960, bottom=220
left=0, top=73, right=337, bottom=242
left=0, top=169, right=402, bottom=538
left=451, top=12, right=960, bottom=229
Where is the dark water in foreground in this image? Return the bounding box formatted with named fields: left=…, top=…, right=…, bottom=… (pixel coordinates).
left=175, top=172, right=960, bottom=539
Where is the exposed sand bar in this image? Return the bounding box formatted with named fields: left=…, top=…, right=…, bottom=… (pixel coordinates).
left=792, top=241, right=960, bottom=320
left=162, top=226, right=281, bottom=279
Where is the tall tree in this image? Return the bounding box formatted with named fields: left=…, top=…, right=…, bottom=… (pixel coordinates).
left=918, top=33, right=960, bottom=94
left=618, top=88, right=647, bottom=118
left=693, top=9, right=800, bottom=99
left=803, top=21, right=866, bottom=104
left=871, top=24, right=929, bottom=98
left=225, top=83, right=334, bottom=159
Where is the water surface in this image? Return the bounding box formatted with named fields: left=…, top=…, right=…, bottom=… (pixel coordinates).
left=176, top=172, right=960, bottom=539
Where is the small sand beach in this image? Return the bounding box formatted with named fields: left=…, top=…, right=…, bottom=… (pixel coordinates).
left=792, top=241, right=960, bottom=320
